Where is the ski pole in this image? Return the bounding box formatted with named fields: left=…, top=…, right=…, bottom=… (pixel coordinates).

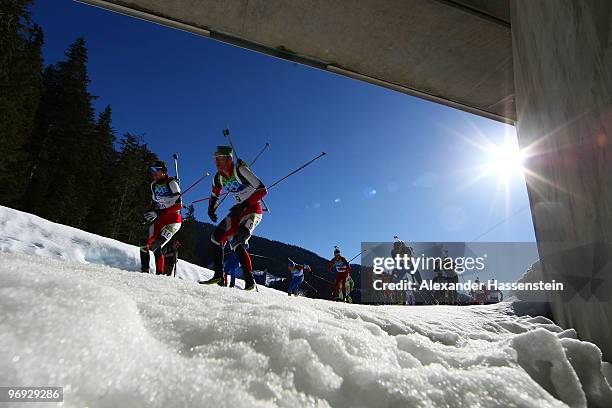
left=302, top=279, right=319, bottom=293
left=190, top=196, right=210, bottom=204
left=173, top=153, right=179, bottom=180
left=348, top=249, right=367, bottom=263
left=250, top=142, right=269, bottom=167
left=247, top=253, right=283, bottom=261
left=266, top=151, right=326, bottom=190
left=181, top=171, right=211, bottom=197
left=193, top=151, right=326, bottom=205
left=311, top=273, right=334, bottom=284
left=172, top=251, right=178, bottom=278
left=222, top=127, right=238, bottom=157
left=190, top=151, right=326, bottom=204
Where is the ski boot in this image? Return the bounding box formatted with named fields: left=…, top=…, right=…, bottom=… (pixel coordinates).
left=244, top=277, right=257, bottom=292
left=199, top=272, right=224, bottom=286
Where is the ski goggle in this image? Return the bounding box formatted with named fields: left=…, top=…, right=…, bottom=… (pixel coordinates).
left=150, top=166, right=163, bottom=173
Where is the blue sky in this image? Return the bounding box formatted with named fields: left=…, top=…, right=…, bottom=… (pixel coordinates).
left=32, top=0, right=536, bottom=261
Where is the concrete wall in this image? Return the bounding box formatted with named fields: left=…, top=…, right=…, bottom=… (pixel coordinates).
left=510, top=0, right=612, bottom=361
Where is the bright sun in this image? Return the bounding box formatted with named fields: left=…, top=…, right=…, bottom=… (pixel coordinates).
left=484, top=142, right=525, bottom=179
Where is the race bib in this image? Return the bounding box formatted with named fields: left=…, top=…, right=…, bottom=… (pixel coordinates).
left=243, top=213, right=262, bottom=233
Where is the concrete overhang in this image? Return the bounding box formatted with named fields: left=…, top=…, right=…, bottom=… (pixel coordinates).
left=78, top=0, right=515, bottom=124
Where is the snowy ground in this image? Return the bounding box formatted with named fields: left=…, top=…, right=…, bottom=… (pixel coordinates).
left=1, top=206, right=611, bottom=407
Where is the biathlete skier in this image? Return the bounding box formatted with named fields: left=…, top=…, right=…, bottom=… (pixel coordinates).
left=287, top=260, right=311, bottom=296
left=328, top=248, right=351, bottom=301
left=140, top=160, right=182, bottom=274
left=200, top=146, right=267, bottom=291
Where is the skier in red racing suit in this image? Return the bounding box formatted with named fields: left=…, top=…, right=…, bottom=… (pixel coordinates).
left=199, top=145, right=267, bottom=291
left=328, top=248, right=352, bottom=301
left=140, top=160, right=182, bottom=274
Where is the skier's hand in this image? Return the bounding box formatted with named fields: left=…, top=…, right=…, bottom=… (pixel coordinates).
left=143, top=211, right=157, bottom=222
left=208, top=209, right=218, bottom=223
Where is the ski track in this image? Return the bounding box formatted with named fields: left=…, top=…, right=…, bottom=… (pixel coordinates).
left=1, top=206, right=611, bottom=408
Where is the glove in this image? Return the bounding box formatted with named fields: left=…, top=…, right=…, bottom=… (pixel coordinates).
left=208, top=208, right=218, bottom=223
left=144, top=211, right=157, bottom=222
left=229, top=200, right=248, bottom=216
left=207, top=196, right=219, bottom=223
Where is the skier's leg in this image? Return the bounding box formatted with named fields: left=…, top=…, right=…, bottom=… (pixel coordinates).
left=140, top=248, right=150, bottom=272
left=287, top=276, right=297, bottom=295
left=140, top=225, right=154, bottom=272
left=232, top=212, right=262, bottom=290
left=287, top=276, right=294, bottom=295
left=332, top=274, right=342, bottom=299
left=154, top=248, right=165, bottom=274
left=230, top=267, right=236, bottom=287
left=234, top=242, right=255, bottom=289
left=171, top=253, right=178, bottom=277
left=346, top=277, right=354, bottom=303
left=297, top=275, right=304, bottom=294
left=148, top=223, right=181, bottom=274
left=341, top=272, right=348, bottom=301
left=291, top=275, right=304, bottom=295
left=202, top=216, right=235, bottom=284
left=225, top=253, right=239, bottom=287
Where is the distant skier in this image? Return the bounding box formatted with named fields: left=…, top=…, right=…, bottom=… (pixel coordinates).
left=339, top=274, right=355, bottom=303
left=392, top=240, right=424, bottom=303
left=432, top=267, right=445, bottom=304
left=471, top=277, right=488, bottom=305
left=223, top=241, right=246, bottom=288
left=397, top=269, right=415, bottom=305
left=200, top=146, right=267, bottom=291
left=140, top=160, right=182, bottom=274
left=443, top=251, right=459, bottom=305
left=328, top=248, right=351, bottom=301
left=392, top=241, right=422, bottom=285
left=287, top=259, right=311, bottom=296
left=487, top=287, right=504, bottom=304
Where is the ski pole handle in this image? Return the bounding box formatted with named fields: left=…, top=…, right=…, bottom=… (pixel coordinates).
left=173, top=154, right=179, bottom=180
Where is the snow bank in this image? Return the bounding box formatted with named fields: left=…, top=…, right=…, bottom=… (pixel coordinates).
left=1, top=206, right=611, bottom=407
left=0, top=205, right=209, bottom=282
left=508, top=259, right=553, bottom=320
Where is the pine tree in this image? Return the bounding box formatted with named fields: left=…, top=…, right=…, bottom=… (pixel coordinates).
left=0, top=0, right=44, bottom=207
left=111, top=133, right=158, bottom=245
left=23, top=38, right=96, bottom=226
left=83, top=105, right=117, bottom=235
left=175, top=204, right=199, bottom=264
left=21, top=65, right=59, bottom=215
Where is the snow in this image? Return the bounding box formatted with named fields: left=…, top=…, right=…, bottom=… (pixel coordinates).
left=0, top=205, right=210, bottom=283
left=1, top=205, right=611, bottom=407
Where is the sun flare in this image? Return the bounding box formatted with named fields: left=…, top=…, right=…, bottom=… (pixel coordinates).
left=484, top=143, right=525, bottom=180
